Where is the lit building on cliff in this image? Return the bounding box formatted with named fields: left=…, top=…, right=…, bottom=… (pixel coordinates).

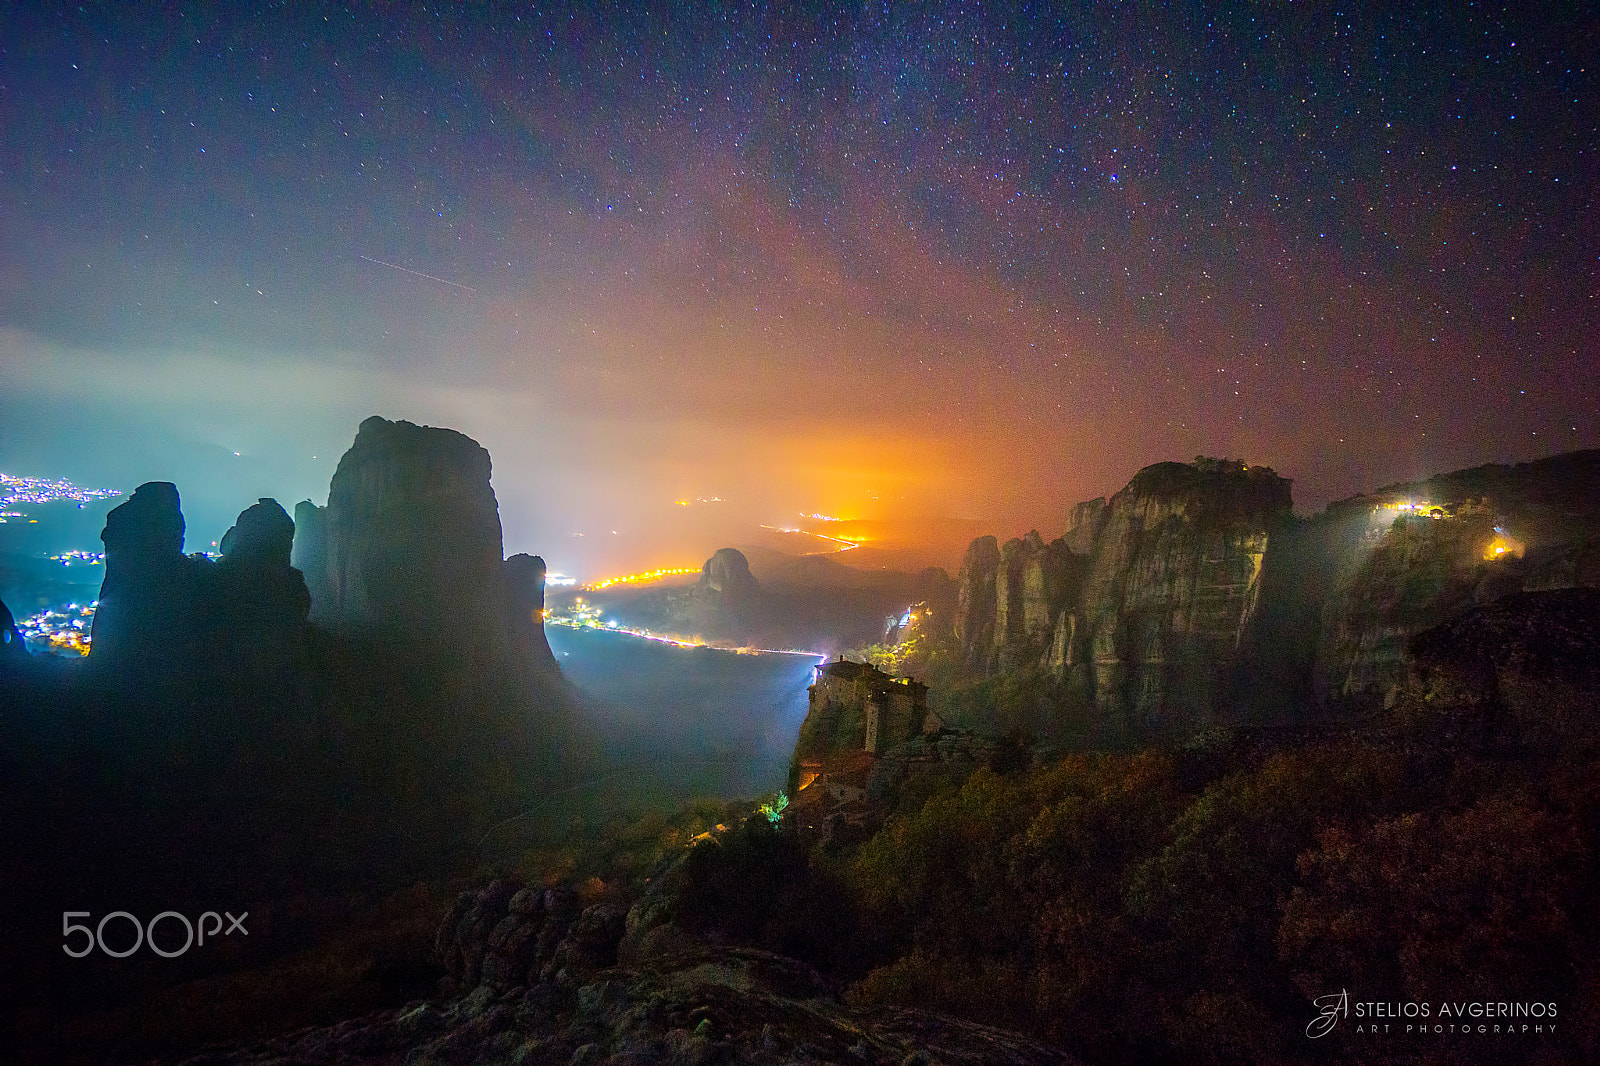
left=789, top=658, right=940, bottom=842
left=807, top=657, right=936, bottom=756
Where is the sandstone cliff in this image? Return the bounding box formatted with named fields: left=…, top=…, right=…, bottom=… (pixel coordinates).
left=953, top=458, right=1289, bottom=733
left=1072, top=460, right=1290, bottom=731
left=949, top=450, right=1600, bottom=736
left=303, top=416, right=505, bottom=643
left=1307, top=450, right=1600, bottom=710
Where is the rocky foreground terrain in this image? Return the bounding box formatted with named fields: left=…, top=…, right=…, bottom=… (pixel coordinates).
left=168, top=875, right=1078, bottom=1066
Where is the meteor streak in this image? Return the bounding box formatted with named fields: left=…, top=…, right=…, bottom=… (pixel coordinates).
left=358, top=254, right=478, bottom=294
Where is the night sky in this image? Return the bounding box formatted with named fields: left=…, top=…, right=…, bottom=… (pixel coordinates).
left=2, top=3, right=1595, bottom=576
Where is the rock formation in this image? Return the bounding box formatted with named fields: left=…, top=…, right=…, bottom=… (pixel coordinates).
left=1308, top=450, right=1600, bottom=710
left=303, top=416, right=506, bottom=643
left=216, top=498, right=312, bottom=676
left=289, top=498, right=329, bottom=608
left=184, top=873, right=1078, bottom=1066
left=88, top=481, right=212, bottom=671
left=504, top=551, right=556, bottom=670
left=87, top=487, right=314, bottom=690
left=949, top=450, right=1600, bottom=736
left=290, top=416, right=560, bottom=684
left=953, top=535, right=1000, bottom=670
left=1072, top=459, right=1290, bottom=731
left=954, top=458, right=1292, bottom=733
left=699, top=546, right=758, bottom=608
left=995, top=530, right=1089, bottom=674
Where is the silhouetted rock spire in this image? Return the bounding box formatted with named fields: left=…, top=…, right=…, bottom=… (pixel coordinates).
left=217, top=498, right=311, bottom=675
left=312, top=415, right=504, bottom=642
left=89, top=481, right=208, bottom=668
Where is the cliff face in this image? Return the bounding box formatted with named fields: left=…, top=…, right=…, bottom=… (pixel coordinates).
left=290, top=499, right=329, bottom=610
left=1308, top=450, right=1600, bottom=709
left=504, top=552, right=557, bottom=674
left=1073, top=460, right=1289, bottom=731
left=955, top=459, right=1292, bottom=733
left=305, top=416, right=506, bottom=642
left=952, top=535, right=1000, bottom=671
left=951, top=450, right=1600, bottom=735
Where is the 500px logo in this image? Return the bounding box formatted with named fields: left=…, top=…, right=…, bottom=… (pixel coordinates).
left=63, top=910, right=247, bottom=958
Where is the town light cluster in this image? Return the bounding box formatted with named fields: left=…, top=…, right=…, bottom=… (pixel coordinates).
left=1, top=472, right=122, bottom=509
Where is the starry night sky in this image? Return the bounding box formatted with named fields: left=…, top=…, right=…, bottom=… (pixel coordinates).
left=1, top=2, right=1596, bottom=575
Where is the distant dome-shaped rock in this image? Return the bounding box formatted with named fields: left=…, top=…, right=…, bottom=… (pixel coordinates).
left=702, top=547, right=756, bottom=597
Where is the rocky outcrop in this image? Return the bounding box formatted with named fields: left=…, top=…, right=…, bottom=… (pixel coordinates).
left=89, top=481, right=212, bottom=671
left=1310, top=450, right=1600, bottom=709
left=437, top=879, right=626, bottom=992
left=954, top=529, right=1090, bottom=679
left=88, top=488, right=313, bottom=687
left=1397, top=588, right=1600, bottom=753
left=699, top=546, right=758, bottom=608
left=289, top=499, right=329, bottom=608
left=219, top=498, right=294, bottom=565
left=1075, top=460, right=1290, bottom=731
left=949, top=450, right=1600, bottom=735
left=215, top=499, right=311, bottom=676
left=995, top=531, right=1088, bottom=674
left=504, top=552, right=557, bottom=671
left=307, top=416, right=505, bottom=642
left=953, top=459, right=1289, bottom=733
left=1061, top=497, right=1106, bottom=554
left=953, top=535, right=1000, bottom=670
left=167, top=884, right=1079, bottom=1064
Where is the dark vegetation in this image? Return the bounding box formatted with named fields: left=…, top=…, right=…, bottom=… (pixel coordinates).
left=620, top=591, right=1600, bottom=1065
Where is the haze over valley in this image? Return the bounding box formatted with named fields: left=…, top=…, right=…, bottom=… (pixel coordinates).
left=3, top=3, right=1598, bottom=1064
